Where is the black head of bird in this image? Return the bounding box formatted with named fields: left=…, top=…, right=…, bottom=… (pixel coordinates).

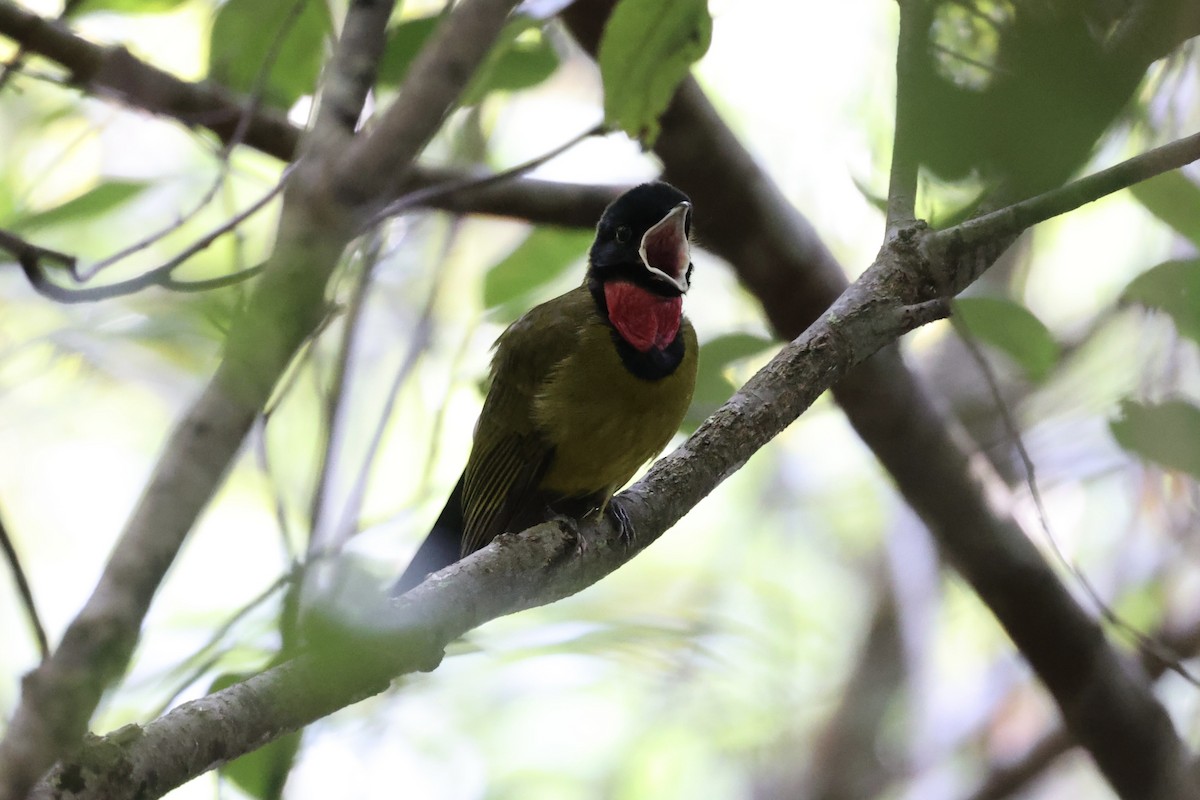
left=392, top=181, right=699, bottom=595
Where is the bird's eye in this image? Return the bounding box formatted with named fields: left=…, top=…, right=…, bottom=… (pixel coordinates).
left=615, top=225, right=631, bottom=243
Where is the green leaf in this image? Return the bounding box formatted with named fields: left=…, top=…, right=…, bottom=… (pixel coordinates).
left=71, top=0, right=190, bottom=14
left=684, top=333, right=775, bottom=430
left=483, top=227, right=593, bottom=309
left=379, top=15, right=559, bottom=101
left=208, top=0, right=331, bottom=108
left=1130, top=171, right=1200, bottom=249
left=11, top=181, right=150, bottom=233
left=953, top=296, right=1060, bottom=382
left=461, top=27, right=559, bottom=104
left=210, top=671, right=300, bottom=800
left=1110, top=399, right=1200, bottom=480
left=1120, top=259, right=1200, bottom=344
left=377, top=15, right=441, bottom=88
left=597, top=0, right=712, bottom=145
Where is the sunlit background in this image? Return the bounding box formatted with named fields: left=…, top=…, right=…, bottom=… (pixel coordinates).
left=2, top=1, right=1200, bottom=798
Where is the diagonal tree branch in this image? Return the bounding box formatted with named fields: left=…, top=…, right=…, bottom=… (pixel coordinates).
left=35, top=126, right=1200, bottom=800
left=0, top=1, right=522, bottom=797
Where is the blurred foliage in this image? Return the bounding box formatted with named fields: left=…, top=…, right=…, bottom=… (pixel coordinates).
left=1, top=1, right=1200, bottom=800
left=10, top=180, right=150, bottom=234
left=1130, top=171, right=1200, bottom=250
left=208, top=0, right=332, bottom=108
left=377, top=12, right=560, bottom=105
left=1111, top=399, right=1200, bottom=479
left=953, top=296, right=1059, bottom=382
left=482, top=227, right=592, bottom=311
left=1121, top=259, right=1200, bottom=344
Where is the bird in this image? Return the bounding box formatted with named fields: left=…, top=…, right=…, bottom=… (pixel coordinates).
left=392, top=181, right=698, bottom=595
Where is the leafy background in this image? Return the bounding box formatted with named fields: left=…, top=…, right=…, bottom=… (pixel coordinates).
left=2, top=0, right=1200, bottom=798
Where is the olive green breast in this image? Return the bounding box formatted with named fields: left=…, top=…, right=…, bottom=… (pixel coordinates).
left=534, top=296, right=698, bottom=498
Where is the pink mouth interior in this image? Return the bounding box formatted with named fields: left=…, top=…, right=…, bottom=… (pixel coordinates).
left=643, top=223, right=688, bottom=279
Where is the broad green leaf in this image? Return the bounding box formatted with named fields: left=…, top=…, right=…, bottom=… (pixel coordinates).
left=208, top=0, right=331, bottom=108
left=483, top=227, right=593, bottom=309
left=953, top=296, right=1059, bottom=382
left=71, top=0, right=190, bottom=14
left=461, top=27, right=559, bottom=104
left=597, top=0, right=712, bottom=145
left=1110, top=399, right=1200, bottom=480
left=1130, top=171, right=1200, bottom=249
left=1120, top=259, right=1200, bottom=344
left=684, top=333, right=775, bottom=430
left=211, top=672, right=300, bottom=800
left=11, top=181, right=149, bottom=233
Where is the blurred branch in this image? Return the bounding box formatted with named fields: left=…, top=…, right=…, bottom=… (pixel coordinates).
left=303, top=0, right=393, bottom=153
left=966, top=617, right=1200, bottom=800
left=307, top=233, right=386, bottom=556
left=0, top=505, right=49, bottom=661
left=785, top=587, right=904, bottom=800
left=0, top=0, right=81, bottom=92
left=8, top=175, right=285, bottom=304
left=0, top=0, right=520, bottom=797
left=886, top=0, right=932, bottom=229
left=333, top=231, right=445, bottom=546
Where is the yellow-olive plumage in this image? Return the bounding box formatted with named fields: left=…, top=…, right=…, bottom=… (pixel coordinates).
left=461, top=285, right=698, bottom=554
left=394, top=181, right=697, bottom=594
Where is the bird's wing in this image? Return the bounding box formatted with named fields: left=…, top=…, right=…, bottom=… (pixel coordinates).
left=458, top=288, right=589, bottom=556
left=459, top=428, right=554, bottom=556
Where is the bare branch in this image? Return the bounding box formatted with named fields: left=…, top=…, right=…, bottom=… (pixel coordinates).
left=933, top=128, right=1200, bottom=273
left=304, top=0, right=396, bottom=152
left=333, top=0, right=523, bottom=207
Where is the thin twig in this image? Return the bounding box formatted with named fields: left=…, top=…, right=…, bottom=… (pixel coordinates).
left=334, top=221, right=448, bottom=547
left=79, top=0, right=309, bottom=283
left=953, top=318, right=1200, bottom=689
left=308, top=232, right=386, bottom=556
left=941, top=128, right=1200, bottom=250
left=146, top=571, right=294, bottom=719
left=254, top=416, right=297, bottom=562
left=368, top=122, right=606, bottom=227
left=15, top=171, right=289, bottom=303
left=886, top=0, right=932, bottom=229
left=0, top=507, right=49, bottom=660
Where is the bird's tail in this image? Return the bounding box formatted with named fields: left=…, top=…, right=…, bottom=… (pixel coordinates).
left=390, top=475, right=465, bottom=596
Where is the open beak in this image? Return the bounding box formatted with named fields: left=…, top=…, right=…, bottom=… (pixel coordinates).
left=639, top=201, right=692, bottom=293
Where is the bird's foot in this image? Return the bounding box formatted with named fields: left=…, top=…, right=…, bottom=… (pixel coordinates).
left=606, top=496, right=635, bottom=549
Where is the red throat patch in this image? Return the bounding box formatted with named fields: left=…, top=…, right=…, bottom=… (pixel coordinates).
left=604, top=281, right=683, bottom=352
